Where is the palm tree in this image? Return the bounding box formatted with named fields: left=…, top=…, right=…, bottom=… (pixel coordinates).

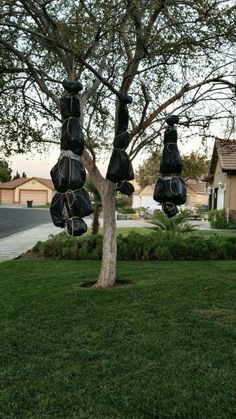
left=85, top=178, right=102, bottom=235
left=150, top=210, right=196, bottom=232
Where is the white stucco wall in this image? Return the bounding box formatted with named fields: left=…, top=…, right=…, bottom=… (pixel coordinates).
left=132, top=195, right=156, bottom=209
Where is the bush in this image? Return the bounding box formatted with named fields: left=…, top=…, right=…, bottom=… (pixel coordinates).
left=151, top=209, right=196, bottom=232
left=208, top=209, right=236, bottom=229
left=32, top=231, right=236, bottom=261
left=119, top=207, right=136, bottom=214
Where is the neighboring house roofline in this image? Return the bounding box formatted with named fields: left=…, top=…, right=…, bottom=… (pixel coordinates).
left=186, top=182, right=207, bottom=194
left=208, top=139, right=236, bottom=176
left=0, top=177, right=54, bottom=190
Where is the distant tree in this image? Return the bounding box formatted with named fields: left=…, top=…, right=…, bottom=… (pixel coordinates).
left=12, top=170, right=21, bottom=180
left=12, top=171, right=27, bottom=179
left=137, top=151, right=162, bottom=188
left=0, top=160, right=12, bottom=182
left=137, top=151, right=210, bottom=187
left=181, top=152, right=210, bottom=182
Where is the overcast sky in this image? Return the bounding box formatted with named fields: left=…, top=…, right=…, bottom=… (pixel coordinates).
left=8, top=134, right=214, bottom=179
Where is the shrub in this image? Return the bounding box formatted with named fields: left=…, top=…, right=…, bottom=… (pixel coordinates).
left=150, top=210, right=196, bottom=232
left=32, top=230, right=236, bottom=261
left=208, top=209, right=236, bottom=229
left=118, top=207, right=136, bottom=214
left=208, top=209, right=228, bottom=229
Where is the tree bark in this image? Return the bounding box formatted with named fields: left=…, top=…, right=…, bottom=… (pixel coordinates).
left=93, top=180, right=117, bottom=288
left=91, top=205, right=100, bottom=235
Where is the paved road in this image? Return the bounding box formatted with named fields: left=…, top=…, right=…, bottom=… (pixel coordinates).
left=0, top=207, right=51, bottom=238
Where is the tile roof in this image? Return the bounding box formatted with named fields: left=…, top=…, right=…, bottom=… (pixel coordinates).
left=0, top=177, right=54, bottom=190
left=187, top=182, right=206, bottom=194
left=209, top=139, right=236, bottom=174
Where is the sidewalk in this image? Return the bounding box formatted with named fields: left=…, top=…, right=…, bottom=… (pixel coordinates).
left=0, top=223, right=59, bottom=262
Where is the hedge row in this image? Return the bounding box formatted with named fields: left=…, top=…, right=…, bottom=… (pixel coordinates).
left=32, top=231, right=236, bottom=261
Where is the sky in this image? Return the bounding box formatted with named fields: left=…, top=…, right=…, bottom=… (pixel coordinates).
left=9, top=135, right=213, bottom=180
left=8, top=141, right=212, bottom=179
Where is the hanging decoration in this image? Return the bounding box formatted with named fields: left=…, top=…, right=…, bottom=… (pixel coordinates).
left=50, top=79, right=93, bottom=236
left=106, top=94, right=135, bottom=194
left=153, top=115, right=187, bottom=217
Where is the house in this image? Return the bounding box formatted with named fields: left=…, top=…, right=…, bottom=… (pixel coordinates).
left=132, top=182, right=208, bottom=209
left=206, top=139, right=236, bottom=221
left=186, top=182, right=208, bottom=208
left=0, top=177, right=54, bottom=205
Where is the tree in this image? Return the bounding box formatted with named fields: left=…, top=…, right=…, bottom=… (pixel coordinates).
left=12, top=170, right=21, bottom=180
left=0, top=1, right=235, bottom=287
left=0, top=160, right=12, bottom=182
left=137, top=151, right=210, bottom=187
left=85, top=178, right=101, bottom=235
left=181, top=152, right=210, bottom=182
left=12, top=170, right=27, bottom=179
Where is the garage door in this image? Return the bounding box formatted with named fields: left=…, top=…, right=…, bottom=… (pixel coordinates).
left=20, top=190, right=48, bottom=205
left=0, top=189, right=14, bottom=204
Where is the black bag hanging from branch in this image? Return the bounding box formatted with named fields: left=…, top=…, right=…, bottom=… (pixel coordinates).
left=66, top=189, right=94, bottom=218
left=50, top=193, right=70, bottom=227
left=60, top=94, right=81, bottom=119
left=117, top=94, right=133, bottom=134
left=154, top=176, right=186, bottom=205
left=66, top=217, right=87, bottom=237
left=116, top=181, right=134, bottom=196
left=106, top=93, right=134, bottom=184
left=153, top=115, right=186, bottom=216
left=50, top=157, right=86, bottom=193
left=164, top=125, right=178, bottom=144
left=60, top=80, right=83, bottom=119
left=160, top=143, right=182, bottom=175
left=62, top=79, right=83, bottom=94
left=113, top=132, right=130, bottom=150
left=50, top=79, right=89, bottom=237
left=61, top=117, right=84, bottom=155
left=162, top=202, right=179, bottom=218
left=106, top=148, right=134, bottom=183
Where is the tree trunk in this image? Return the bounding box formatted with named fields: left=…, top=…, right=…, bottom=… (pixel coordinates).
left=91, top=205, right=100, bottom=235
left=93, top=181, right=117, bottom=288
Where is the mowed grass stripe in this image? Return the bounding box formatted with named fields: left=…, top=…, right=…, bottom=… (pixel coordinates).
left=0, top=260, right=235, bottom=418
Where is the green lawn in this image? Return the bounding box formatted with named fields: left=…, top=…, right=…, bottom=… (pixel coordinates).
left=0, top=260, right=235, bottom=418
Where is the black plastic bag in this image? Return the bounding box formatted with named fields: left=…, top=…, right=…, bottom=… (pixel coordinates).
left=50, top=193, right=69, bottom=227
left=66, top=217, right=87, bottom=237
left=153, top=176, right=186, bottom=205
left=61, top=118, right=84, bottom=155
left=62, top=79, right=83, bottom=93
left=66, top=189, right=94, bottom=218
left=113, top=132, right=130, bottom=149
left=166, top=115, right=179, bottom=126
left=116, top=94, right=133, bottom=134
left=160, top=143, right=182, bottom=174
left=106, top=149, right=134, bottom=183
left=117, top=181, right=134, bottom=196
left=162, top=202, right=179, bottom=218
left=164, top=125, right=177, bottom=144
left=60, top=94, right=81, bottom=119
left=50, top=157, right=86, bottom=193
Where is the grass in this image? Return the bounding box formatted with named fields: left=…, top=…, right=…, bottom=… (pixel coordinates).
left=0, top=260, right=236, bottom=419
left=0, top=260, right=235, bottom=418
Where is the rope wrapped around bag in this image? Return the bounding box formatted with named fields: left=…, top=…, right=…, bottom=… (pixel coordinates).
left=50, top=79, right=90, bottom=236
left=57, top=187, right=84, bottom=208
